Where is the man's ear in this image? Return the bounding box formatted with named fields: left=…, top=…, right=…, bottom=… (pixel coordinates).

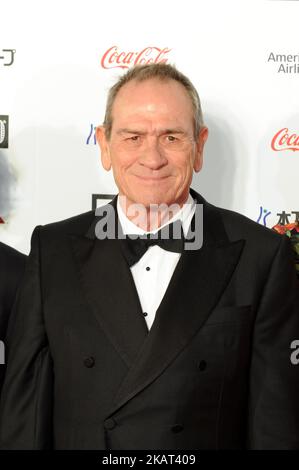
left=193, top=126, right=209, bottom=173
left=96, top=126, right=111, bottom=171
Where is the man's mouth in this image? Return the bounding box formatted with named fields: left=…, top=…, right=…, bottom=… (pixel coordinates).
left=133, top=175, right=170, bottom=181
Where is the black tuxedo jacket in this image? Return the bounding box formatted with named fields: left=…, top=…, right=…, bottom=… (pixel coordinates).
left=0, top=242, right=26, bottom=394
left=0, top=189, right=298, bottom=450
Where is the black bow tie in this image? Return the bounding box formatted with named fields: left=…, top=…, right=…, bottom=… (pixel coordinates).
left=120, top=219, right=185, bottom=267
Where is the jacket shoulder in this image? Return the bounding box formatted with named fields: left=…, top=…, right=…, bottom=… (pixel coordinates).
left=190, top=187, right=282, bottom=249
left=212, top=203, right=283, bottom=250
left=37, top=210, right=96, bottom=238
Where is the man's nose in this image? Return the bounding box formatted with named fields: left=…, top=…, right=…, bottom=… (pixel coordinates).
left=138, top=136, right=168, bottom=169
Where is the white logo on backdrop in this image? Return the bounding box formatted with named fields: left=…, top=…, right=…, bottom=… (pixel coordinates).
left=0, top=118, right=7, bottom=145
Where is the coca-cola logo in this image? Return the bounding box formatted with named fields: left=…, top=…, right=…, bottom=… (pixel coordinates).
left=271, top=128, right=299, bottom=152
left=101, top=46, right=171, bottom=70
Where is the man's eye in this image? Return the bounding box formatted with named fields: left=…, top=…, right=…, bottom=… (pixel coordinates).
left=129, top=136, right=140, bottom=142
left=166, top=135, right=177, bottom=142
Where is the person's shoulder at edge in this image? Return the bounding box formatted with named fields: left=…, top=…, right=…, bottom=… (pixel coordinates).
left=0, top=241, right=26, bottom=261
left=0, top=242, right=26, bottom=286
left=0, top=242, right=26, bottom=318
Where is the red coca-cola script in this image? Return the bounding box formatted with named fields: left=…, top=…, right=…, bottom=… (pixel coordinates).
left=101, top=46, right=172, bottom=69
left=271, top=128, right=299, bottom=152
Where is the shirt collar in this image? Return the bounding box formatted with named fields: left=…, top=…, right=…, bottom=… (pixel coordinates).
left=116, top=192, right=196, bottom=237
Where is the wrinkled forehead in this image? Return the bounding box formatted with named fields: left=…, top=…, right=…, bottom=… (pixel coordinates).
left=111, top=78, right=194, bottom=128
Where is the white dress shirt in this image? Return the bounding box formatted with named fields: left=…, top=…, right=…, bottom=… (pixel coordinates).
left=117, top=193, right=196, bottom=330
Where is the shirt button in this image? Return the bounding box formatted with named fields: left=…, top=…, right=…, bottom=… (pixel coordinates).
left=146, top=266, right=151, bottom=271
left=198, top=360, right=207, bottom=371
left=143, top=312, right=148, bottom=317
left=172, top=424, right=184, bottom=433
left=104, top=418, right=117, bottom=430
left=84, top=356, right=95, bottom=368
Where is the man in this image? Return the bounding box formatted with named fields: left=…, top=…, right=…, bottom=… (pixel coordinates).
left=0, top=64, right=298, bottom=450
left=0, top=242, right=26, bottom=394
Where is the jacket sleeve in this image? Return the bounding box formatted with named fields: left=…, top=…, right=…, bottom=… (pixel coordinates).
left=247, top=234, right=299, bottom=449
left=0, top=226, right=53, bottom=449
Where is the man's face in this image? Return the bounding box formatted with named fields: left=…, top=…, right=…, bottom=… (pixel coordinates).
left=97, top=78, right=208, bottom=208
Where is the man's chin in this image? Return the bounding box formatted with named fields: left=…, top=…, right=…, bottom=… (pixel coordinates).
left=119, top=183, right=181, bottom=207
left=132, top=192, right=174, bottom=208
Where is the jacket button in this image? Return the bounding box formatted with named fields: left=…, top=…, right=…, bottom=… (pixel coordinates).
left=104, top=418, right=117, bottom=430
left=198, top=360, right=207, bottom=371
left=172, top=424, right=184, bottom=433
left=84, top=356, right=95, bottom=368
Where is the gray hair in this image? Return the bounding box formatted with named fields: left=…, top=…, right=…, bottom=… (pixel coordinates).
left=103, top=63, right=204, bottom=139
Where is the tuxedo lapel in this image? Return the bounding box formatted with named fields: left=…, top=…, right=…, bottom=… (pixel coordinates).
left=70, top=198, right=148, bottom=370
left=107, top=189, right=245, bottom=416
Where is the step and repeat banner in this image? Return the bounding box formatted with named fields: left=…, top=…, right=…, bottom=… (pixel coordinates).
left=0, top=0, right=298, bottom=255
